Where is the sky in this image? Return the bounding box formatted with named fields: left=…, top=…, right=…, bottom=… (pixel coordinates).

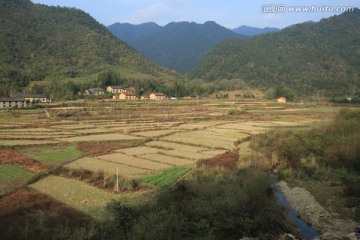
left=31, top=0, right=360, bottom=29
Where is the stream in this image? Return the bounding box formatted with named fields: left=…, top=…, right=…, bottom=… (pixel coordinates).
left=275, top=186, right=321, bottom=240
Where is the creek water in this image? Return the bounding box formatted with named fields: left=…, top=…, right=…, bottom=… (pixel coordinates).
left=275, top=187, right=322, bottom=240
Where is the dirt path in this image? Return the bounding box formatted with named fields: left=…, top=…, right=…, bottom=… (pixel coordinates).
left=278, top=181, right=357, bottom=237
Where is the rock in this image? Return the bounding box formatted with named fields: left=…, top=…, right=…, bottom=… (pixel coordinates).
left=313, top=234, right=343, bottom=240
left=347, top=232, right=360, bottom=240
left=355, top=225, right=360, bottom=234
left=279, top=233, right=298, bottom=240
left=277, top=181, right=357, bottom=236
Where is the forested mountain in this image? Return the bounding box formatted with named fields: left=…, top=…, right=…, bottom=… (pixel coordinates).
left=108, top=21, right=247, bottom=73
left=0, top=0, right=181, bottom=98
left=191, top=10, right=360, bottom=97
left=232, top=25, right=280, bottom=36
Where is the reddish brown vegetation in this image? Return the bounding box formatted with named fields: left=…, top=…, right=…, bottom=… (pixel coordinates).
left=0, top=148, right=50, bottom=172
left=52, top=167, right=152, bottom=193
left=199, top=151, right=239, bottom=170
left=77, top=139, right=145, bottom=156
left=0, top=188, right=93, bottom=240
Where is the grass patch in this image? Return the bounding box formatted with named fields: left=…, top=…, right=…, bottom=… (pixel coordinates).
left=19, top=143, right=83, bottom=166
left=0, top=164, right=32, bottom=181
left=140, top=166, right=192, bottom=187
left=39, top=145, right=82, bottom=161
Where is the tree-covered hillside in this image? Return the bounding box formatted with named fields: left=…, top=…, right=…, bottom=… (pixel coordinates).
left=0, top=0, right=181, bottom=97
left=232, top=25, right=280, bottom=36
left=191, top=10, right=360, bottom=97
left=108, top=21, right=246, bottom=73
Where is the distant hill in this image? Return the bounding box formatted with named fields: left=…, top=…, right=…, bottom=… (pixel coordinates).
left=108, top=21, right=247, bottom=73
left=191, top=10, right=360, bottom=97
left=0, top=0, right=178, bottom=97
left=232, top=25, right=280, bottom=36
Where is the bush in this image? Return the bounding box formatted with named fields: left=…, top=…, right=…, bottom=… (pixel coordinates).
left=101, top=168, right=295, bottom=240
left=228, top=109, right=246, bottom=116
left=355, top=207, right=360, bottom=222
left=243, top=92, right=255, bottom=98
left=57, top=111, right=75, bottom=118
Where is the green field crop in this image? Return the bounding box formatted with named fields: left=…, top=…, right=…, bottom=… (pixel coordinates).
left=140, top=166, right=192, bottom=187
left=0, top=164, right=32, bottom=181
left=20, top=143, right=83, bottom=166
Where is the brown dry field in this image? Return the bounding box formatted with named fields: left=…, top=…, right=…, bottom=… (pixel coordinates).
left=0, top=187, right=93, bottom=240
left=78, top=139, right=146, bottom=156
left=198, top=151, right=239, bottom=170
left=0, top=148, right=50, bottom=173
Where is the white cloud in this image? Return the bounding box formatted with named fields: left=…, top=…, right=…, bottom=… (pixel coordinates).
left=264, top=13, right=282, bottom=23
left=125, top=3, right=170, bottom=24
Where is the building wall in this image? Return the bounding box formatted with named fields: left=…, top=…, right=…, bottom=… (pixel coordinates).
left=0, top=100, right=27, bottom=109
left=119, top=93, right=126, bottom=100
left=277, top=97, right=287, bottom=103
left=26, top=97, right=48, bottom=103
left=149, top=93, right=156, bottom=100
left=119, top=93, right=137, bottom=100
left=150, top=93, right=166, bottom=100
left=107, top=87, right=127, bottom=94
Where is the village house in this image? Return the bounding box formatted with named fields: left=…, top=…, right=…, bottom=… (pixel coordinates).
left=85, top=88, right=105, bottom=96
left=106, top=86, right=128, bottom=94
left=119, top=92, right=137, bottom=100
left=0, top=98, right=28, bottom=109
left=149, top=93, right=167, bottom=100
left=13, top=93, right=50, bottom=103
left=277, top=97, right=287, bottom=103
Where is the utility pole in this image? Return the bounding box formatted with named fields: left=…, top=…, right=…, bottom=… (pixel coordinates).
left=116, top=167, right=119, bottom=192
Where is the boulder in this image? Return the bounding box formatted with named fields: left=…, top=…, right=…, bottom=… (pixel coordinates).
left=347, top=232, right=360, bottom=240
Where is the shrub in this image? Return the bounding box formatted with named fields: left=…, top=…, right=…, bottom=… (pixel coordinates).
left=101, top=168, right=295, bottom=240
left=228, top=109, right=246, bottom=116
left=243, top=92, right=255, bottom=98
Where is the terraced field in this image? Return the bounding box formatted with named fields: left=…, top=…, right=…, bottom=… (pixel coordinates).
left=59, top=133, right=143, bottom=142
left=0, top=100, right=337, bottom=226
left=140, top=166, right=192, bottom=187
left=30, top=175, right=123, bottom=219
left=0, top=164, right=32, bottom=195
left=65, top=157, right=152, bottom=177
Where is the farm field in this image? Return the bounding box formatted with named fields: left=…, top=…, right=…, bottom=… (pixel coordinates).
left=0, top=140, right=60, bottom=146
left=140, top=166, right=192, bottom=187
left=59, top=133, right=143, bottom=142
left=131, top=129, right=180, bottom=137
left=19, top=143, right=83, bottom=166
left=116, top=146, right=164, bottom=156
left=30, top=175, right=123, bottom=219
left=160, top=130, right=236, bottom=149
left=98, top=153, right=173, bottom=170
left=0, top=164, right=32, bottom=181
left=0, top=99, right=346, bottom=238
left=140, top=153, right=195, bottom=166
left=65, top=156, right=152, bottom=177
left=0, top=164, right=32, bottom=195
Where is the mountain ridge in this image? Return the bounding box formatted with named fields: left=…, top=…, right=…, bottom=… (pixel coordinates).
left=190, top=10, right=360, bottom=97
left=232, top=25, right=280, bottom=36
left=0, top=0, right=180, bottom=97
left=108, top=21, right=247, bottom=73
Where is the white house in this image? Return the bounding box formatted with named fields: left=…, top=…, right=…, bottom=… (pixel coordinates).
left=0, top=98, right=28, bottom=109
